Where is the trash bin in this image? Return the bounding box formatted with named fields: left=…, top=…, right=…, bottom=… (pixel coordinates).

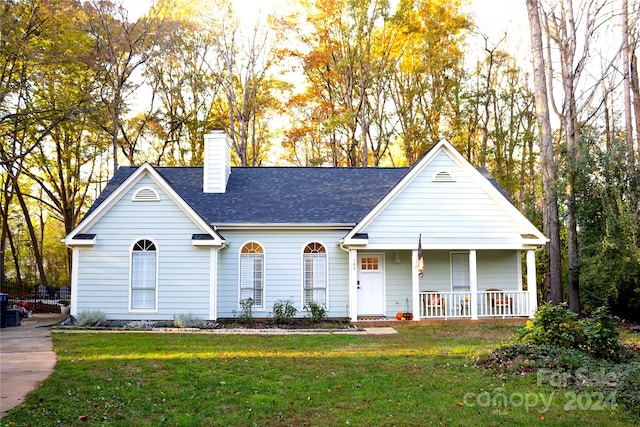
left=0, top=293, right=8, bottom=328
left=6, top=308, right=20, bottom=327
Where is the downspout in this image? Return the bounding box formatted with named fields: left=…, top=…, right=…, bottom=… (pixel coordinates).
left=338, top=239, right=358, bottom=321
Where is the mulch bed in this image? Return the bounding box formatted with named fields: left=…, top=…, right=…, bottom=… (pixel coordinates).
left=214, top=318, right=353, bottom=330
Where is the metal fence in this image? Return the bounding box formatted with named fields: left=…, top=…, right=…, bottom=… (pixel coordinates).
left=0, top=283, right=70, bottom=313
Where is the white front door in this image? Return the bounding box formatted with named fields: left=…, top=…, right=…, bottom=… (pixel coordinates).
left=357, top=253, right=385, bottom=316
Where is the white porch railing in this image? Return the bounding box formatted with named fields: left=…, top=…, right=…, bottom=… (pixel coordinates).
left=419, top=290, right=530, bottom=319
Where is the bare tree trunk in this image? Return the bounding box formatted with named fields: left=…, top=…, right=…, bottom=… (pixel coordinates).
left=526, top=0, right=563, bottom=305
left=632, top=38, right=640, bottom=155
left=556, top=1, right=580, bottom=313
left=12, top=176, right=47, bottom=288
left=622, top=0, right=635, bottom=180
left=603, top=81, right=612, bottom=151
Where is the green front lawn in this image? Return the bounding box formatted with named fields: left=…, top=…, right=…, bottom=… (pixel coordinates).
left=2, top=323, right=638, bottom=426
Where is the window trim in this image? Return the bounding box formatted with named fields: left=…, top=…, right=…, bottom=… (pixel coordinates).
left=129, top=238, right=159, bottom=313
left=301, top=241, right=329, bottom=310
left=450, top=251, right=470, bottom=293
left=238, top=241, right=266, bottom=311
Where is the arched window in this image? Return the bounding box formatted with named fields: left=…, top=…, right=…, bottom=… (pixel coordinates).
left=303, top=242, right=327, bottom=307
left=131, top=239, right=157, bottom=310
left=240, top=242, right=264, bottom=308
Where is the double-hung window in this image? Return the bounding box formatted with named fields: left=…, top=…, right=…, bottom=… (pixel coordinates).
left=131, top=239, right=157, bottom=310
left=303, top=242, right=327, bottom=307
left=451, top=252, right=470, bottom=293
left=240, top=242, right=264, bottom=308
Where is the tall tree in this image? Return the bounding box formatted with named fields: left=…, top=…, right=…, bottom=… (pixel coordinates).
left=84, top=0, right=156, bottom=173
left=144, top=0, right=225, bottom=166
left=388, top=0, right=469, bottom=164
left=540, top=0, right=623, bottom=312
left=212, top=1, right=286, bottom=166
left=1, top=0, right=73, bottom=289
left=291, top=0, right=392, bottom=166
left=526, top=0, right=563, bottom=305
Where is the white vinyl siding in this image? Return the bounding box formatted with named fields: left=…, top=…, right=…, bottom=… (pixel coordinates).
left=75, top=175, right=212, bottom=320
left=477, top=251, right=519, bottom=291
left=360, top=150, right=528, bottom=246
left=384, top=250, right=412, bottom=317
left=217, top=230, right=348, bottom=318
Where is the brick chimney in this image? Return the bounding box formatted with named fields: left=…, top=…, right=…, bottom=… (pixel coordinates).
left=203, top=130, right=231, bottom=193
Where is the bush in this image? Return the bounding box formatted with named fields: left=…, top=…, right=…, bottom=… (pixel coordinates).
left=75, top=310, right=106, bottom=327
left=234, top=298, right=254, bottom=324
left=173, top=313, right=206, bottom=328
left=518, top=303, right=625, bottom=361
left=518, top=303, right=584, bottom=349
left=579, top=306, right=625, bottom=361
left=271, top=299, right=297, bottom=325
left=304, top=301, right=326, bottom=324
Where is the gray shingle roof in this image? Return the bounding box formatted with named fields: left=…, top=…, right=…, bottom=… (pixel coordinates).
left=88, top=166, right=409, bottom=225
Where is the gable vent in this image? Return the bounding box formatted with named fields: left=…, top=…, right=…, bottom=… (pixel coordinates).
left=132, top=187, right=160, bottom=202
left=433, top=171, right=455, bottom=182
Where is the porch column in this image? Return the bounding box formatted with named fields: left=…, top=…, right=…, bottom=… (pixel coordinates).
left=70, top=247, right=79, bottom=317
left=526, top=249, right=538, bottom=318
left=516, top=250, right=523, bottom=291
left=412, top=249, right=420, bottom=320
left=469, top=250, right=478, bottom=320
left=348, top=249, right=358, bottom=322
left=209, top=248, right=218, bottom=320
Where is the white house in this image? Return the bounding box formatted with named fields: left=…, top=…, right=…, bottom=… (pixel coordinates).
left=64, top=131, right=547, bottom=322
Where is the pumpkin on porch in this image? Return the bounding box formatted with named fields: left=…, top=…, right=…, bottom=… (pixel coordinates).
left=396, top=312, right=403, bottom=320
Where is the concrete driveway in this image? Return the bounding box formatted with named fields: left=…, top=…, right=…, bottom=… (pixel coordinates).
left=0, top=313, right=67, bottom=418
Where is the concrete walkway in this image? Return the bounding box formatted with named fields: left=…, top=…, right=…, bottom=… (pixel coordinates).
left=0, top=313, right=67, bottom=418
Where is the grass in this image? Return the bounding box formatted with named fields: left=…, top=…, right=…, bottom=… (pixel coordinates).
left=2, top=322, right=639, bottom=426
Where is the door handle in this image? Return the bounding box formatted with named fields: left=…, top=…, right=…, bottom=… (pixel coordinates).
left=357, top=280, right=360, bottom=289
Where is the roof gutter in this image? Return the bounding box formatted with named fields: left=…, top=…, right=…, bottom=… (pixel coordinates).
left=213, top=223, right=355, bottom=231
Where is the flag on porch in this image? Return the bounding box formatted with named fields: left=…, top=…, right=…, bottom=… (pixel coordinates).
left=417, top=234, right=424, bottom=278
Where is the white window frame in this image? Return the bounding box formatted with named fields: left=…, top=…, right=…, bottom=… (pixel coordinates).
left=239, top=242, right=265, bottom=310
left=302, top=242, right=328, bottom=309
left=451, top=252, right=470, bottom=293
left=129, top=238, right=158, bottom=312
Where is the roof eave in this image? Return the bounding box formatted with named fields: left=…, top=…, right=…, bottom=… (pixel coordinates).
left=213, top=223, right=356, bottom=230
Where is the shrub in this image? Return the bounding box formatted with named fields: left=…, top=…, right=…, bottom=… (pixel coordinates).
left=304, top=301, right=326, bottom=324
left=579, top=306, right=625, bottom=361
left=234, top=298, right=254, bottom=324
left=173, top=313, right=206, bottom=328
left=271, top=299, right=297, bottom=325
left=518, top=303, right=584, bottom=349
left=75, top=310, right=106, bottom=327
left=518, top=303, right=625, bottom=361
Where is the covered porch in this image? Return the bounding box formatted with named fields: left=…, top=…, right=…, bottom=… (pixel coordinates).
left=346, top=247, right=539, bottom=322
left=419, top=289, right=531, bottom=319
